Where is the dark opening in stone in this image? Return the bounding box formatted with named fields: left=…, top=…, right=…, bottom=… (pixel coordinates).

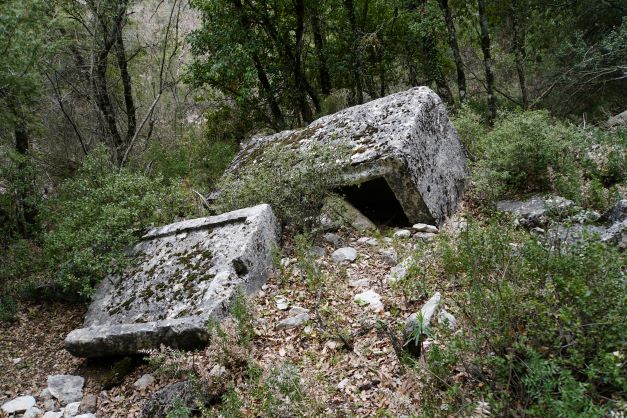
left=337, top=177, right=411, bottom=227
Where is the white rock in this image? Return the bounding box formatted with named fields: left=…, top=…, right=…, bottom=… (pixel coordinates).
left=322, top=232, right=342, bottom=247
left=276, top=313, right=310, bottom=330
left=379, top=248, right=398, bottom=265
left=43, top=399, right=56, bottom=411
left=337, top=378, right=349, bottom=390
left=438, top=310, right=457, bottom=330
left=47, top=375, right=85, bottom=405
left=133, top=374, right=155, bottom=390
left=405, top=292, right=442, bottom=335
left=308, top=246, right=325, bottom=258
left=40, top=388, right=52, bottom=399
left=288, top=306, right=309, bottom=316
left=353, top=290, right=383, bottom=312
left=280, top=257, right=291, bottom=268
left=63, top=402, right=80, bottom=417
left=414, top=232, right=436, bottom=243
left=331, top=247, right=357, bottom=263
left=73, top=415, right=97, bottom=418
left=394, top=229, right=411, bottom=239
left=24, top=406, right=43, bottom=418
left=412, top=223, right=439, bottom=234
left=275, top=296, right=289, bottom=310
left=383, top=237, right=393, bottom=244
left=386, top=265, right=407, bottom=284
left=1, top=396, right=36, bottom=414
left=12, top=357, right=22, bottom=364
left=43, top=411, right=64, bottom=418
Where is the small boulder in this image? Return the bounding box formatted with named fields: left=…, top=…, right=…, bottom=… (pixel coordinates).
left=331, top=247, right=357, bottom=263
left=379, top=248, right=398, bottom=265
left=349, top=278, right=370, bottom=288
left=496, top=196, right=573, bottom=227
left=43, top=412, right=63, bottom=418
left=1, top=395, right=36, bottom=415
left=394, top=229, right=411, bottom=239
left=63, top=402, right=80, bottom=417
left=141, top=381, right=202, bottom=418
left=412, top=223, right=438, bottom=234
left=74, top=414, right=97, bottom=418
left=322, top=232, right=342, bottom=247
left=308, top=246, right=325, bottom=258
left=24, top=407, right=43, bottom=418
left=414, top=232, right=436, bottom=243
left=288, top=306, right=309, bottom=316
left=405, top=292, right=442, bottom=336
left=437, top=310, right=457, bottom=330
left=134, top=374, right=155, bottom=391
left=47, top=375, right=85, bottom=406
left=276, top=313, right=310, bottom=330
left=353, top=290, right=383, bottom=312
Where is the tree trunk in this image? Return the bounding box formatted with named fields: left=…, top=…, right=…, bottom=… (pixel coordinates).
left=478, top=0, right=497, bottom=122
left=114, top=28, right=137, bottom=147
left=294, top=0, right=313, bottom=122
left=416, top=0, right=454, bottom=107
left=343, top=0, right=364, bottom=104
left=310, top=7, right=331, bottom=96
left=93, top=48, right=123, bottom=155
left=14, top=120, right=36, bottom=237
left=438, top=0, right=467, bottom=104
left=234, top=0, right=285, bottom=128
left=511, top=0, right=529, bottom=109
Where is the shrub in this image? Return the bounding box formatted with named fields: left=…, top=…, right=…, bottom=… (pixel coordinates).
left=213, top=141, right=350, bottom=230
left=41, top=146, right=198, bottom=297
left=422, top=220, right=626, bottom=416
left=471, top=111, right=586, bottom=203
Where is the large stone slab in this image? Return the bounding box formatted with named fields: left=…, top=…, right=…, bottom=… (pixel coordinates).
left=215, top=87, right=467, bottom=226
left=65, top=204, right=280, bottom=357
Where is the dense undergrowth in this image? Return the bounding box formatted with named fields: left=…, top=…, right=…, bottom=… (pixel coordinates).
left=1, top=105, right=625, bottom=416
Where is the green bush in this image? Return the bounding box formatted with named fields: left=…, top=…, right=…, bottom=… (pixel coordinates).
left=41, top=146, right=198, bottom=297
left=142, top=124, right=237, bottom=192
left=213, top=141, right=350, bottom=230
left=423, top=221, right=626, bottom=416
left=471, top=110, right=586, bottom=203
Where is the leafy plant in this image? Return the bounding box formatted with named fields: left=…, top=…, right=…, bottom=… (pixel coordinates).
left=213, top=141, right=350, bottom=230
left=40, top=146, right=197, bottom=297
left=422, top=220, right=626, bottom=416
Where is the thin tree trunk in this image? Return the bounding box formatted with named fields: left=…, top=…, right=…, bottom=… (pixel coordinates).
left=234, top=0, right=285, bottom=128
left=438, top=0, right=467, bottom=104
left=114, top=28, right=137, bottom=146
left=416, top=0, right=454, bottom=107
left=294, top=0, right=313, bottom=122
left=344, top=0, right=364, bottom=104
left=310, top=7, right=331, bottom=96
left=93, top=49, right=123, bottom=153
left=511, top=0, right=529, bottom=109
left=478, top=0, right=497, bottom=122
left=14, top=120, right=36, bottom=236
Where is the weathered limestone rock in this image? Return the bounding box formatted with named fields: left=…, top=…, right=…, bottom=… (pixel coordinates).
left=47, top=375, right=84, bottom=406
left=276, top=312, right=310, bottom=330
left=496, top=195, right=574, bottom=227
left=65, top=204, right=280, bottom=357
left=331, top=247, right=358, bottom=263
left=405, top=292, right=442, bottom=336
left=1, top=395, right=36, bottom=414
left=218, top=87, right=467, bottom=226
left=353, top=290, right=384, bottom=312
left=141, top=381, right=203, bottom=418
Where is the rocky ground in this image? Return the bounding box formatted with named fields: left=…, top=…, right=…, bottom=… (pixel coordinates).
left=1, top=219, right=461, bottom=417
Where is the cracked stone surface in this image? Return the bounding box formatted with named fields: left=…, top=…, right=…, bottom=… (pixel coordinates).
left=215, top=87, right=467, bottom=226
left=65, top=204, right=280, bottom=357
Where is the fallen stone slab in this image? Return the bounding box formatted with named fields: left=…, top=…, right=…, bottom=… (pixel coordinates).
left=48, top=375, right=84, bottom=406
left=215, top=87, right=467, bottom=226
left=65, top=204, right=280, bottom=357
left=1, top=395, right=36, bottom=415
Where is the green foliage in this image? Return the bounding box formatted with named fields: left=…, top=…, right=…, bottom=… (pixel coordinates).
left=451, top=105, right=488, bottom=160
left=40, top=146, right=197, bottom=297
left=214, top=141, right=350, bottom=230
left=471, top=110, right=585, bottom=203
left=423, top=220, right=626, bottom=415
left=142, top=108, right=239, bottom=191
left=293, top=233, right=325, bottom=290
